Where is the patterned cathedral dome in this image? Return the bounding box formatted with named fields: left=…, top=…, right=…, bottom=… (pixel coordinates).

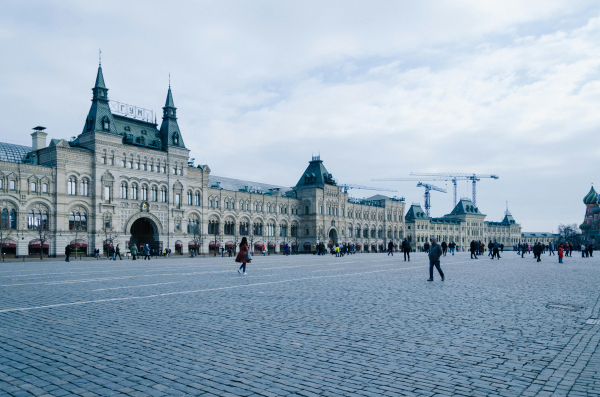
left=583, top=185, right=598, bottom=205
left=593, top=204, right=600, bottom=215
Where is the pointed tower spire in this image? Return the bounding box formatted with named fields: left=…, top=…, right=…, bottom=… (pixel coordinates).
left=159, top=84, right=185, bottom=149
left=81, top=63, right=117, bottom=135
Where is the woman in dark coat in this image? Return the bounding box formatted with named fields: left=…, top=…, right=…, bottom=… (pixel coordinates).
left=236, top=237, right=250, bottom=275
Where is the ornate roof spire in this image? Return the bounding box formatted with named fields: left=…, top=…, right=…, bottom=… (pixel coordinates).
left=159, top=83, right=185, bottom=149
left=81, top=62, right=117, bottom=135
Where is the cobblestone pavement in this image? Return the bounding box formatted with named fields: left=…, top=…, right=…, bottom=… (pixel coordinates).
left=0, top=251, right=599, bottom=397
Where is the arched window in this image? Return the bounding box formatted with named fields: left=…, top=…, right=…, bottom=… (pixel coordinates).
left=291, top=224, right=298, bottom=237
left=195, top=192, right=201, bottom=206
left=224, top=221, right=235, bottom=235
left=160, top=188, right=167, bottom=203
left=102, top=117, right=110, bottom=131
left=151, top=186, right=158, bottom=202
left=253, top=223, right=263, bottom=236
left=120, top=182, right=127, bottom=199
left=187, top=191, right=192, bottom=205
left=68, top=177, right=76, bottom=195
left=173, top=133, right=179, bottom=145
left=141, top=185, right=148, bottom=201
left=131, top=184, right=138, bottom=200
left=80, top=179, right=89, bottom=196
left=239, top=222, right=249, bottom=235
left=279, top=224, right=287, bottom=237
left=69, top=212, right=87, bottom=231
left=187, top=218, right=199, bottom=234
left=42, top=211, right=48, bottom=230
left=86, top=115, right=94, bottom=131
left=9, top=209, right=16, bottom=229
left=208, top=220, right=219, bottom=235
left=1, top=209, right=8, bottom=229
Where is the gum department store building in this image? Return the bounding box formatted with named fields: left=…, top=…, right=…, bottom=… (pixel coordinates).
left=0, top=65, right=553, bottom=257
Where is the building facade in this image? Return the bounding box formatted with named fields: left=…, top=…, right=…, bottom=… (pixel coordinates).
left=580, top=184, right=599, bottom=243
left=0, top=65, right=405, bottom=257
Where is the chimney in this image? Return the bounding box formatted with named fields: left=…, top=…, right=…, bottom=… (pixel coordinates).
left=31, top=126, right=47, bottom=151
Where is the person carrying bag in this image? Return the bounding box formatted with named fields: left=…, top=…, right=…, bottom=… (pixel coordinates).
left=236, top=237, right=251, bottom=275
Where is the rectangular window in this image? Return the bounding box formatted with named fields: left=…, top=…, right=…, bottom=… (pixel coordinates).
left=102, top=157, right=106, bottom=164
left=135, top=163, right=140, bottom=170
left=110, top=158, right=114, bottom=165
left=215, top=201, right=219, bottom=208
left=104, top=186, right=110, bottom=203
left=179, top=169, right=182, bottom=176
left=305, top=206, right=309, bottom=215
left=225, top=202, right=229, bottom=209
left=209, top=201, right=213, bottom=208
left=150, top=164, right=154, bottom=172
left=30, top=182, right=36, bottom=192
left=42, top=183, right=47, bottom=193
left=161, top=167, right=166, bottom=173
left=172, top=168, right=177, bottom=175
left=0, top=180, right=2, bottom=189
left=121, top=160, right=126, bottom=167
left=175, top=194, right=181, bottom=208
left=142, top=164, right=147, bottom=171
left=10, top=180, right=15, bottom=190
left=231, top=202, right=234, bottom=210
left=128, top=161, right=133, bottom=169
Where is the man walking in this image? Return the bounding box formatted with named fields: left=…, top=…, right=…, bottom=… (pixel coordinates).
left=470, top=240, right=478, bottom=259
left=115, top=244, right=122, bottom=260
left=441, top=241, right=447, bottom=256
left=427, top=238, right=445, bottom=282
left=65, top=245, right=71, bottom=262
left=488, top=240, right=494, bottom=257
left=387, top=240, right=394, bottom=256
left=491, top=240, right=501, bottom=259
left=402, top=238, right=410, bottom=261
left=449, top=241, right=455, bottom=255
left=533, top=242, right=542, bottom=262
left=548, top=242, right=555, bottom=256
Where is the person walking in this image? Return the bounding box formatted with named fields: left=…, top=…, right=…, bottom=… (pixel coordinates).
left=441, top=241, right=447, bottom=256
left=488, top=240, right=494, bottom=257
left=470, top=240, right=478, bottom=259
left=401, top=238, right=410, bottom=261
left=582, top=243, right=587, bottom=257
left=236, top=237, right=251, bottom=275
left=491, top=240, right=501, bottom=259
left=335, top=244, right=340, bottom=257
left=548, top=242, right=555, bottom=256
left=65, top=245, right=71, bottom=262
left=500, top=243, right=504, bottom=253
left=387, top=240, right=394, bottom=256
left=558, top=244, right=564, bottom=263
left=589, top=243, right=595, bottom=257
left=533, top=242, right=542, bottom=262
left=427, top=238, right=445, bottom=282
left=115, top=244, right=122, bottom=260
left=449, top=241, right=455, bottom=255
left=144, top=244, right=151, bottom=260
left=130, top=244, right=138, bottom=260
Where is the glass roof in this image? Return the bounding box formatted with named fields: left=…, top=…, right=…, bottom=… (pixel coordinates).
left=0, top=142, right=31, bottom=163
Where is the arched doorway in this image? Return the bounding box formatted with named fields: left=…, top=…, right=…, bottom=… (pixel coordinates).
left=328, top=228, right=338, bottom=246
left=130, top=217, right=159, bottom=252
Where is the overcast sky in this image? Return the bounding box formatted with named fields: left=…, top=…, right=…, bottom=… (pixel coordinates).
left=1, top=0, right=599, bottom=232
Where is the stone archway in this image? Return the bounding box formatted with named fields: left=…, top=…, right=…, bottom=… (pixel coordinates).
left=328, top=228, right=338, bottom=246
left=129, top=217, right=160, bottom=252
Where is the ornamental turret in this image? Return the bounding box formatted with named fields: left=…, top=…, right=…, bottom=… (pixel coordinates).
left=81, top=64, right=118, bottom=135
left=583, top=185, right=598, bottom=205
left=159, top=85, right=186, bottom=150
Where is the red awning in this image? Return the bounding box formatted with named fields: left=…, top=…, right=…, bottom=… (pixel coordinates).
left=357, top=244, right=362, bottom=248
left=189, top=241, right=200, bottom=247
left=225, top=242, right=234, bottom=248
left=371, top=244, right=377, bottom=247
left=303, top=242, right=311, bottom=247
left=70, top=240, right=87, bottom=248
left=175, top=241, right=183, bottom=248
left=268, top=242, right=276, bottom=247
left=2, top=240, right=17, bottom=248
left=29, top=242, right=49, bottom=249
left=209, top=243, right=220, bottom=248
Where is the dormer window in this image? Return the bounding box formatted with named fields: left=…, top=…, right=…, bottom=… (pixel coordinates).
left=86, top=116, right=94, bottom=131
left=124, top=126, right=131, bottom=131
left=102, top=117, right=110, bottom=131
left=141, top=130, right=147, bottom=135
left=173, top=133, right=179, bottom=144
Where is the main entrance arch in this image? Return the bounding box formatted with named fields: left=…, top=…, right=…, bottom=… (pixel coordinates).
left=130, top=217, right=160, bottom=252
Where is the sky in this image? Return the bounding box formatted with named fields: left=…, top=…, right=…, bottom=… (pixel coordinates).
left=1, top=0, right=600, bottom=232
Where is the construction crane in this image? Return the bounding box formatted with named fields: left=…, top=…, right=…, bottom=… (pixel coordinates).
left=337, top=184, right=397, bottom=194
left=416, top=182, right=446, bottom=217
left=410, top=173, right=498, bottom=207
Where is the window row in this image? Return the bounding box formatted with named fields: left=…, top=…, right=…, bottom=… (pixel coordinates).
left=0, top=180, right=49, bottom=193
left=186, top=192, right=201, bottom=206
left=206, top=221, right=298, bottom=237
left=118, top=159, right=183, bottom=176
left=120, top=183, right=168, bottom=203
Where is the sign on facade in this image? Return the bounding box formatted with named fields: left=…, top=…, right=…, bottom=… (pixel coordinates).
left=109, top=101, right=154, bottom=123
